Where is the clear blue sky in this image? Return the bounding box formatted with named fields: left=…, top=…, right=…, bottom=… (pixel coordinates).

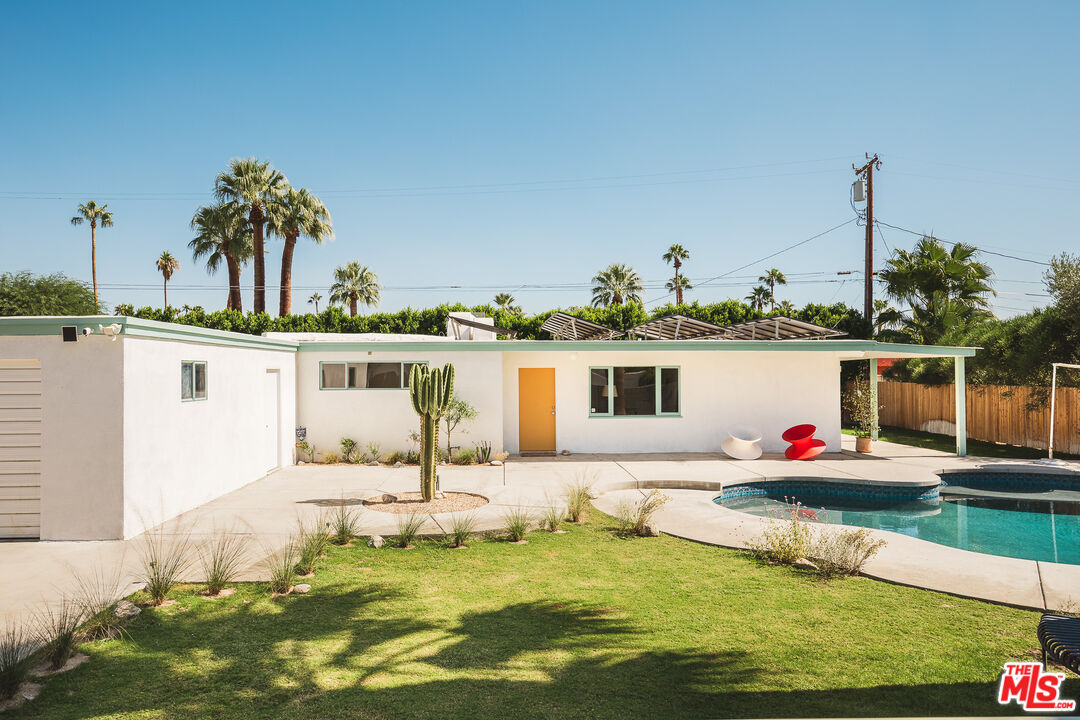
left=1, top=1, right=1075, bottom=316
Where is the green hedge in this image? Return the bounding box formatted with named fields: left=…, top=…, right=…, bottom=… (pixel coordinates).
left=112, top=300, right=871, bottom=341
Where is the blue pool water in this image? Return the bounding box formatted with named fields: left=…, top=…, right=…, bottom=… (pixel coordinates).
left=717, top=477, right=1080, bottom=565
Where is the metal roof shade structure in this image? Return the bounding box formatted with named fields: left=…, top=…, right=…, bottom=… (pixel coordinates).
left=626, top=314, right=847, bottom=341
left=447, top=314, right=517, bottom=338
left=721, top=316, right=847, bottom=340
left=626, top=314, right=730, bottom=340
left=539, top=311, right=624, bottom=340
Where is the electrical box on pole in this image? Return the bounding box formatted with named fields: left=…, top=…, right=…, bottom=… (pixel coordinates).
left=852, top=153, right=881, bottom=324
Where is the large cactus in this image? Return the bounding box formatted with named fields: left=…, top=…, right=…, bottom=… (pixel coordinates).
left=409, top=363, right=455, bottom=502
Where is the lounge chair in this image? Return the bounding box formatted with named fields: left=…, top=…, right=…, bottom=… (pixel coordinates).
left=1038, top=614, right=1080, bottom=674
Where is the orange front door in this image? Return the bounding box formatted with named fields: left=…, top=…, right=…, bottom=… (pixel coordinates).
left=518, top=368, right=556, bottom=452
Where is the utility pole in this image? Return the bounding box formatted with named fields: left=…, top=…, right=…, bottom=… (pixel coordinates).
left=853, top=153, right=882, bottom=443
left=853, top=153, right=881, bottom=323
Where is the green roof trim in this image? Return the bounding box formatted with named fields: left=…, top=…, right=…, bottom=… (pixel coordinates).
left=0, top=316, right=299, bottom=351
left=293, top=338, right=977, bottom=356
left=0, top=317, right=977, bottom=357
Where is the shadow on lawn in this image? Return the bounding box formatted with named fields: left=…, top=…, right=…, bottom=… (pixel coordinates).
left=11, top=584, right=1060, bottom=720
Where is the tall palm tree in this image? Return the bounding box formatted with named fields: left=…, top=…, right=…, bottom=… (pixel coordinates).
left=70, top=201, right=114, bottom=308
left=156, top=251, right=179, bottom=309
left=329, top=262, right=381, bottom=316
left=758, top=268, right=786, bottom=311
left=189, top=203, right=253, bottom=311
left=269, top=187, right=333, bottom=316
left=662, top=244, right=691, bottom=304
left=746, top=285, right=770, bottom=312
left=591, top=264, right=644, bottom=307
left=665, top=275, right=692, bottom=301
left=493, top=292, right=522, bottom=314
left=308, top=292, right=322, bottom=313
left=214, top=158, right=288, bottom=314
left=877, top=235, right=995, bottom=344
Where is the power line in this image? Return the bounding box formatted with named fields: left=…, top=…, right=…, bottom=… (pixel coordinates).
left=873, top=220, right=1051, bottom=266
left=646, top=217, right=859, bottom=306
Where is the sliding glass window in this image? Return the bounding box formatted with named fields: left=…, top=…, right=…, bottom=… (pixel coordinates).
left=588, top=366, right=679, bottom=417
left=320, top=361, right=427, bottom=390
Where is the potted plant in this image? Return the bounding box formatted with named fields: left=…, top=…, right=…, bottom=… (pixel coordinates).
left=844, top=373, right=880, bottom=453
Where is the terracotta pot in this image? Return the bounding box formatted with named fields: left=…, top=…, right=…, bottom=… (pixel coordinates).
left=855, top=436, right=873, bottom=453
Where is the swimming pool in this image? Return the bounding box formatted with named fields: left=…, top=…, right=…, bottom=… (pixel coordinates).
left=716, top=471, right=1080, bottom=565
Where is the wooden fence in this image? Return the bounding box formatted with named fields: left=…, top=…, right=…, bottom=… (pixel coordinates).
left=877, top=381, right=1080, bottom=455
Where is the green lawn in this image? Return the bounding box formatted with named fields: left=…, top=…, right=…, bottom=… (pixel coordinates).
left=11, top=516, right=1073, bottom=719
left=844, top=424, right=1077, bottom=460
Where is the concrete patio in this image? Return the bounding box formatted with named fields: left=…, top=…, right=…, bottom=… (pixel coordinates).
left=2, top=437, right=1078, bottom=629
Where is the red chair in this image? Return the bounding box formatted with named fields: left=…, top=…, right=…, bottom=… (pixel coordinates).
left=782, top=424, right=826, bottom=460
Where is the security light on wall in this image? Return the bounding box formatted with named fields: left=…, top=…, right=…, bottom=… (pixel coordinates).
left=99, top=323, right=122, bottom=341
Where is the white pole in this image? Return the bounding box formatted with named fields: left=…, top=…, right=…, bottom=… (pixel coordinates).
left=1050, top=364, right=1058, bottom=461
left=1047, top=363, right=1080, bottom=461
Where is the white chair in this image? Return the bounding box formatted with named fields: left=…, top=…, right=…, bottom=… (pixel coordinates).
left=721, top=424, right=763, bottom=460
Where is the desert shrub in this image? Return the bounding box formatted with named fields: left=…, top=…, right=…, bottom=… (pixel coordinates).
left=454, top=448, right=475, bottom=465
left=385, top=449, right=405, bottom=464
left=73, top=564, right=126, bottom=640
left=395, top=512, right=426, bottom=548
left=34, top=596, right=83, bottom=670
left=613, top=499, right=637, bottom=536
left=0, top=624, right=37, bottom=700
left=493, top=450, right=510, bottom=462
left=628, top=490, right=670, bottom=535
left=296, top=440, right=314, bottom=462
left=137, top=531, right=193, bottom=606
left=264, top=541, right=298, bottom=594
left=564, top=476, right=594, bottom=523
left=322, top=451, right=341, bottom=464
left=328, top=499, right=361, bottom=545
left=475, top=441, right=493, bottom=464
left=748, top=502, right=814, bottom=564
left=446, top=512, right=478, bottom=548
left=540, top=501, right=564, bottom=532
left=503, top=506, right=532, bottom=542
left=296, top=517, right=330, bottom=575
left=340, top=438, right=359, bottom=463
left=367, top=441, right=382, bottom=463
left=198, top=532, right=249, bottom=596
left=405, top=449, right=420, bottom=464
left=810, top=526, right=887, bottom=579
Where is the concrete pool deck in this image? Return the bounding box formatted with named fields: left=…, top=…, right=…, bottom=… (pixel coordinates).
left=2, top=437, right=1078, bottom=627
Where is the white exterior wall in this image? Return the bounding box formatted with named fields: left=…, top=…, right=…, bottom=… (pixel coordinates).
left=120, top=337, right=296, bottom=538
left=295, top=349, right=504, bottom=459
left=0, top=335, right=126, bottom=540
left=501, top=350, right=841, bottom=454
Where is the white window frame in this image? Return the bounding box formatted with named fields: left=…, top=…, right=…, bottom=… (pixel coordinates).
left=181, top=360, right=208, bottom=402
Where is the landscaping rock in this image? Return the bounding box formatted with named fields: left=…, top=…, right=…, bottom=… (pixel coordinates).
left=393, top=461, right=404, bottom=468
left=368, top=535, right=385, bottom=549
left=793, top=558, right=819, bottom=571
left=114, top=600, right=141, bottom=620
left=291, top=584, right=312, bottom=594
left=366, top=461, right=380, bottom=467
left=490, top=460, right=503, bottom=466
left=640, top=523, right=660, bottom=537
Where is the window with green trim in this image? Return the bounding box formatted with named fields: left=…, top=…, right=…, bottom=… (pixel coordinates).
left=589, top=366, right=679, bottom=416
left=181, top=361, right=207, bottom=401
left=320, top=361, right=427, bottom=390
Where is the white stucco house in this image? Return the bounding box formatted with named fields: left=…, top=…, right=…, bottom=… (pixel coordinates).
left=0, top=313, right=975, bottom=541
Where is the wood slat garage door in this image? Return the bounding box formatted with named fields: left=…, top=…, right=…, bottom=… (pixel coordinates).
left=0, top=360, right=41, bottom=539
